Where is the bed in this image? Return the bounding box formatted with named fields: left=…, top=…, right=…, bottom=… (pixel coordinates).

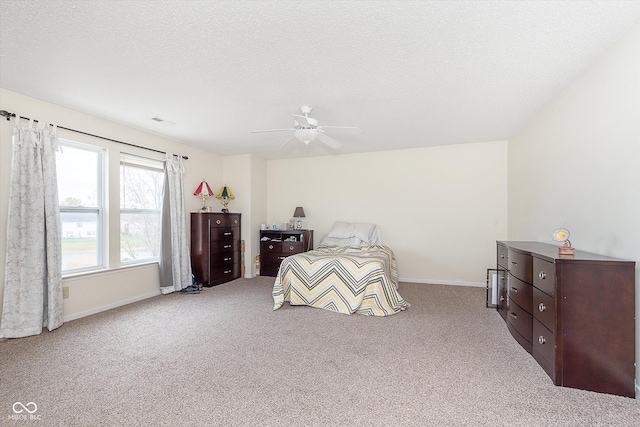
left=272, top=222, right=409, bottom=316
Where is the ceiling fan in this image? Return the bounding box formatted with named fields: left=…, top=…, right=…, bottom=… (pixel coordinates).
left=249, top=106, right=360, bottom=149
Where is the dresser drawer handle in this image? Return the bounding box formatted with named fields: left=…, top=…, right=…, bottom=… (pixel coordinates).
left=224, top=257, right=232, bottom=261
left=269, top=245, right=274, bottom=250
left=289, top=245, right=294, bottom=250
left=500, top=253, right=505, bottom=259
left=538, top=303, right=546, bottom=312
left=539, top=271, right=547, bottom=280
left=511, top=261, right=518, bottom=266
left=511, top=287, right=518, bottom=293
left=509, top=312, right=518, bottom=319
left=224, top=269, right=232, bottom=274
left=278, top=256, right=286, bottom=260
left=223, top=244, right=232, bottom=249
left=499, top=296, right=505, bottom=302
left=538, top=336, right=546, bottom=345
left=224, top=232, right=232, bottom=236
left=216, top=219, right=221, bottom=225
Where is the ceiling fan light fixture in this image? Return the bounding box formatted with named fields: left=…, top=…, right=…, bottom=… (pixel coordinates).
left=295, top=128, right=318, bottom=144
left=250, top=106, right=355, bottom=149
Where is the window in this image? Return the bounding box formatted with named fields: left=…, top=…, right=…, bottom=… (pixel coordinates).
left=57, top=140, right=105, bottom=273
left=120, top=153, right=164, bottom=264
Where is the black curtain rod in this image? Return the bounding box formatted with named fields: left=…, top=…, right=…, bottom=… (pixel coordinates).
left=0, top=109, right=188, bottom=160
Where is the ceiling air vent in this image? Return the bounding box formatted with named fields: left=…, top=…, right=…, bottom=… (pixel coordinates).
left=151, top=116, right=176, bottom=127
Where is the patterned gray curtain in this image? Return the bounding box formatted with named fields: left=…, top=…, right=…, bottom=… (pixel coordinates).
left=159, top=154, right=192, bottom=294
left=1, top=117, right=63, bottom=338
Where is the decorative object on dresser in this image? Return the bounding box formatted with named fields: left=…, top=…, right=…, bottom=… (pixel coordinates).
left=193, top=179, right=214, bottom=211
left=259, top=229, right=313, bottom=277
left=293, top=206, right=306, bottom=229
left=191, top=212, right=241, bottom=286
left=496, top=241, right=635, bottom=397
left=552, top=228, right=574, bottom=255
left=215, top=185, right=235, bottom=213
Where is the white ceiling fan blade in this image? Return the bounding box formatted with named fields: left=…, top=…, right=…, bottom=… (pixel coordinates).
left=317, top=133, right=342, bottom=149
left=249, top=128, right=295, bottom=133
left=317, top=126, right=360, bottom=131
left=280, top=135, right=296, bottom=149
left=292, top=114, right=311, bottom=127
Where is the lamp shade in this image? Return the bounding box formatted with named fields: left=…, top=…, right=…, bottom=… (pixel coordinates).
left=293, top=207, right=305, bottom=218
left=216, top=185, right=235, bottom=201
left=194, top=179, right=214, bottom=197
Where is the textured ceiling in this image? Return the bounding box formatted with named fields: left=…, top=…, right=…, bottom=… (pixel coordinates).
left=1, top=1, right=639, bottom=160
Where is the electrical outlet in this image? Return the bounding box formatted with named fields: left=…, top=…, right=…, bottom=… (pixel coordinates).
left=63, top=286, right=69, bottom=299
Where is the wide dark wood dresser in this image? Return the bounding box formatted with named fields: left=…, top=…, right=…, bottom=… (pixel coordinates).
left=259, top=229, right=313, bottom=277
left=191, top=212, right=241, bottom=286
left=496, top=241, right=635, bottom=397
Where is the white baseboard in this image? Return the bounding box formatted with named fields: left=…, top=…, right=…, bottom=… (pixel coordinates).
left=61, top=278, right=483, bottom=322
left=398, top=277, right=485, bottom=288
left=63, top=290, right=161, bottom=322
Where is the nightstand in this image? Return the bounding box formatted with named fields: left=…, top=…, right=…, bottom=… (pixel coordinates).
left=259, top=229, right=313, bottom=277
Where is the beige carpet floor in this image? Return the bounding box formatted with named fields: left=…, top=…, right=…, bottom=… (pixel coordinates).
left=1, top=277, right=639, bottom=426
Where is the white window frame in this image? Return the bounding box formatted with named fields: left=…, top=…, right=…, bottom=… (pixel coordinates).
left=119, top=153, right=164, bottom=265
left=58, top=139, right=106, bottom=275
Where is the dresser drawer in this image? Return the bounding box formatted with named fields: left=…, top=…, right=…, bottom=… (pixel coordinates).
left=211, top=239, right=238, bottom=254
left=533, top=287, right=555, bottom=332
left=210, top=215, right=240, bottom=228
left=508, top=274, right=532, bottom=314
left=210, top=227, right=239, bottom=241
left=507, top=300, right=532, bottom=344
left=210, top=264, right=240, bottom=285
left=211, top=252, right=239, bottom=267
left=497, top=243, right=508, bottom=270
left=497, top=284, right=507, bottom=321
left=497, top=270, right=507, bottom=321
left=507, top=320, right=532, bottom=354
left=533, top=318, right=556, bottom=380
left=282, top=241, right=303, bottom=254
left=261, top=241, right=282, bottom=253
left=262, top=252, right=288, bottom=264
left=533, top=257, right=555, bottom=296
left=507, top=249, right=533, bottom=283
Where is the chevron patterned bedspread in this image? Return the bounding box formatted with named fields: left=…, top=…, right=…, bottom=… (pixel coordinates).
left=272, top=245, right=409, bottom=316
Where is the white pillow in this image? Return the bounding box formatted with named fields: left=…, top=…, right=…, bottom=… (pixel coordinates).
left=327, top=221, right=354, bottom=239
left=326, top=221, right=379, bottom=244
left=319, top=236, right=363, bottom=247
left=352, top=223, right=376, bottom=243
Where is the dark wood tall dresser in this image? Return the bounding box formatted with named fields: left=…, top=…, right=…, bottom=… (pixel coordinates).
left=496, top=241, right=636, bottom=397
left=191, top=212, right=241, bottom=286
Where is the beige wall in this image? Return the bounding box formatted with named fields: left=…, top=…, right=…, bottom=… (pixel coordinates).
left=267, top=140, right=508, bottom=286
left=0, top=89, right=223, bottom=321
left=248, top=155, right=268, bottom=277
left=507, top=24, right=640, bottom=389
left=221, top=154, right=268, bottom=277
